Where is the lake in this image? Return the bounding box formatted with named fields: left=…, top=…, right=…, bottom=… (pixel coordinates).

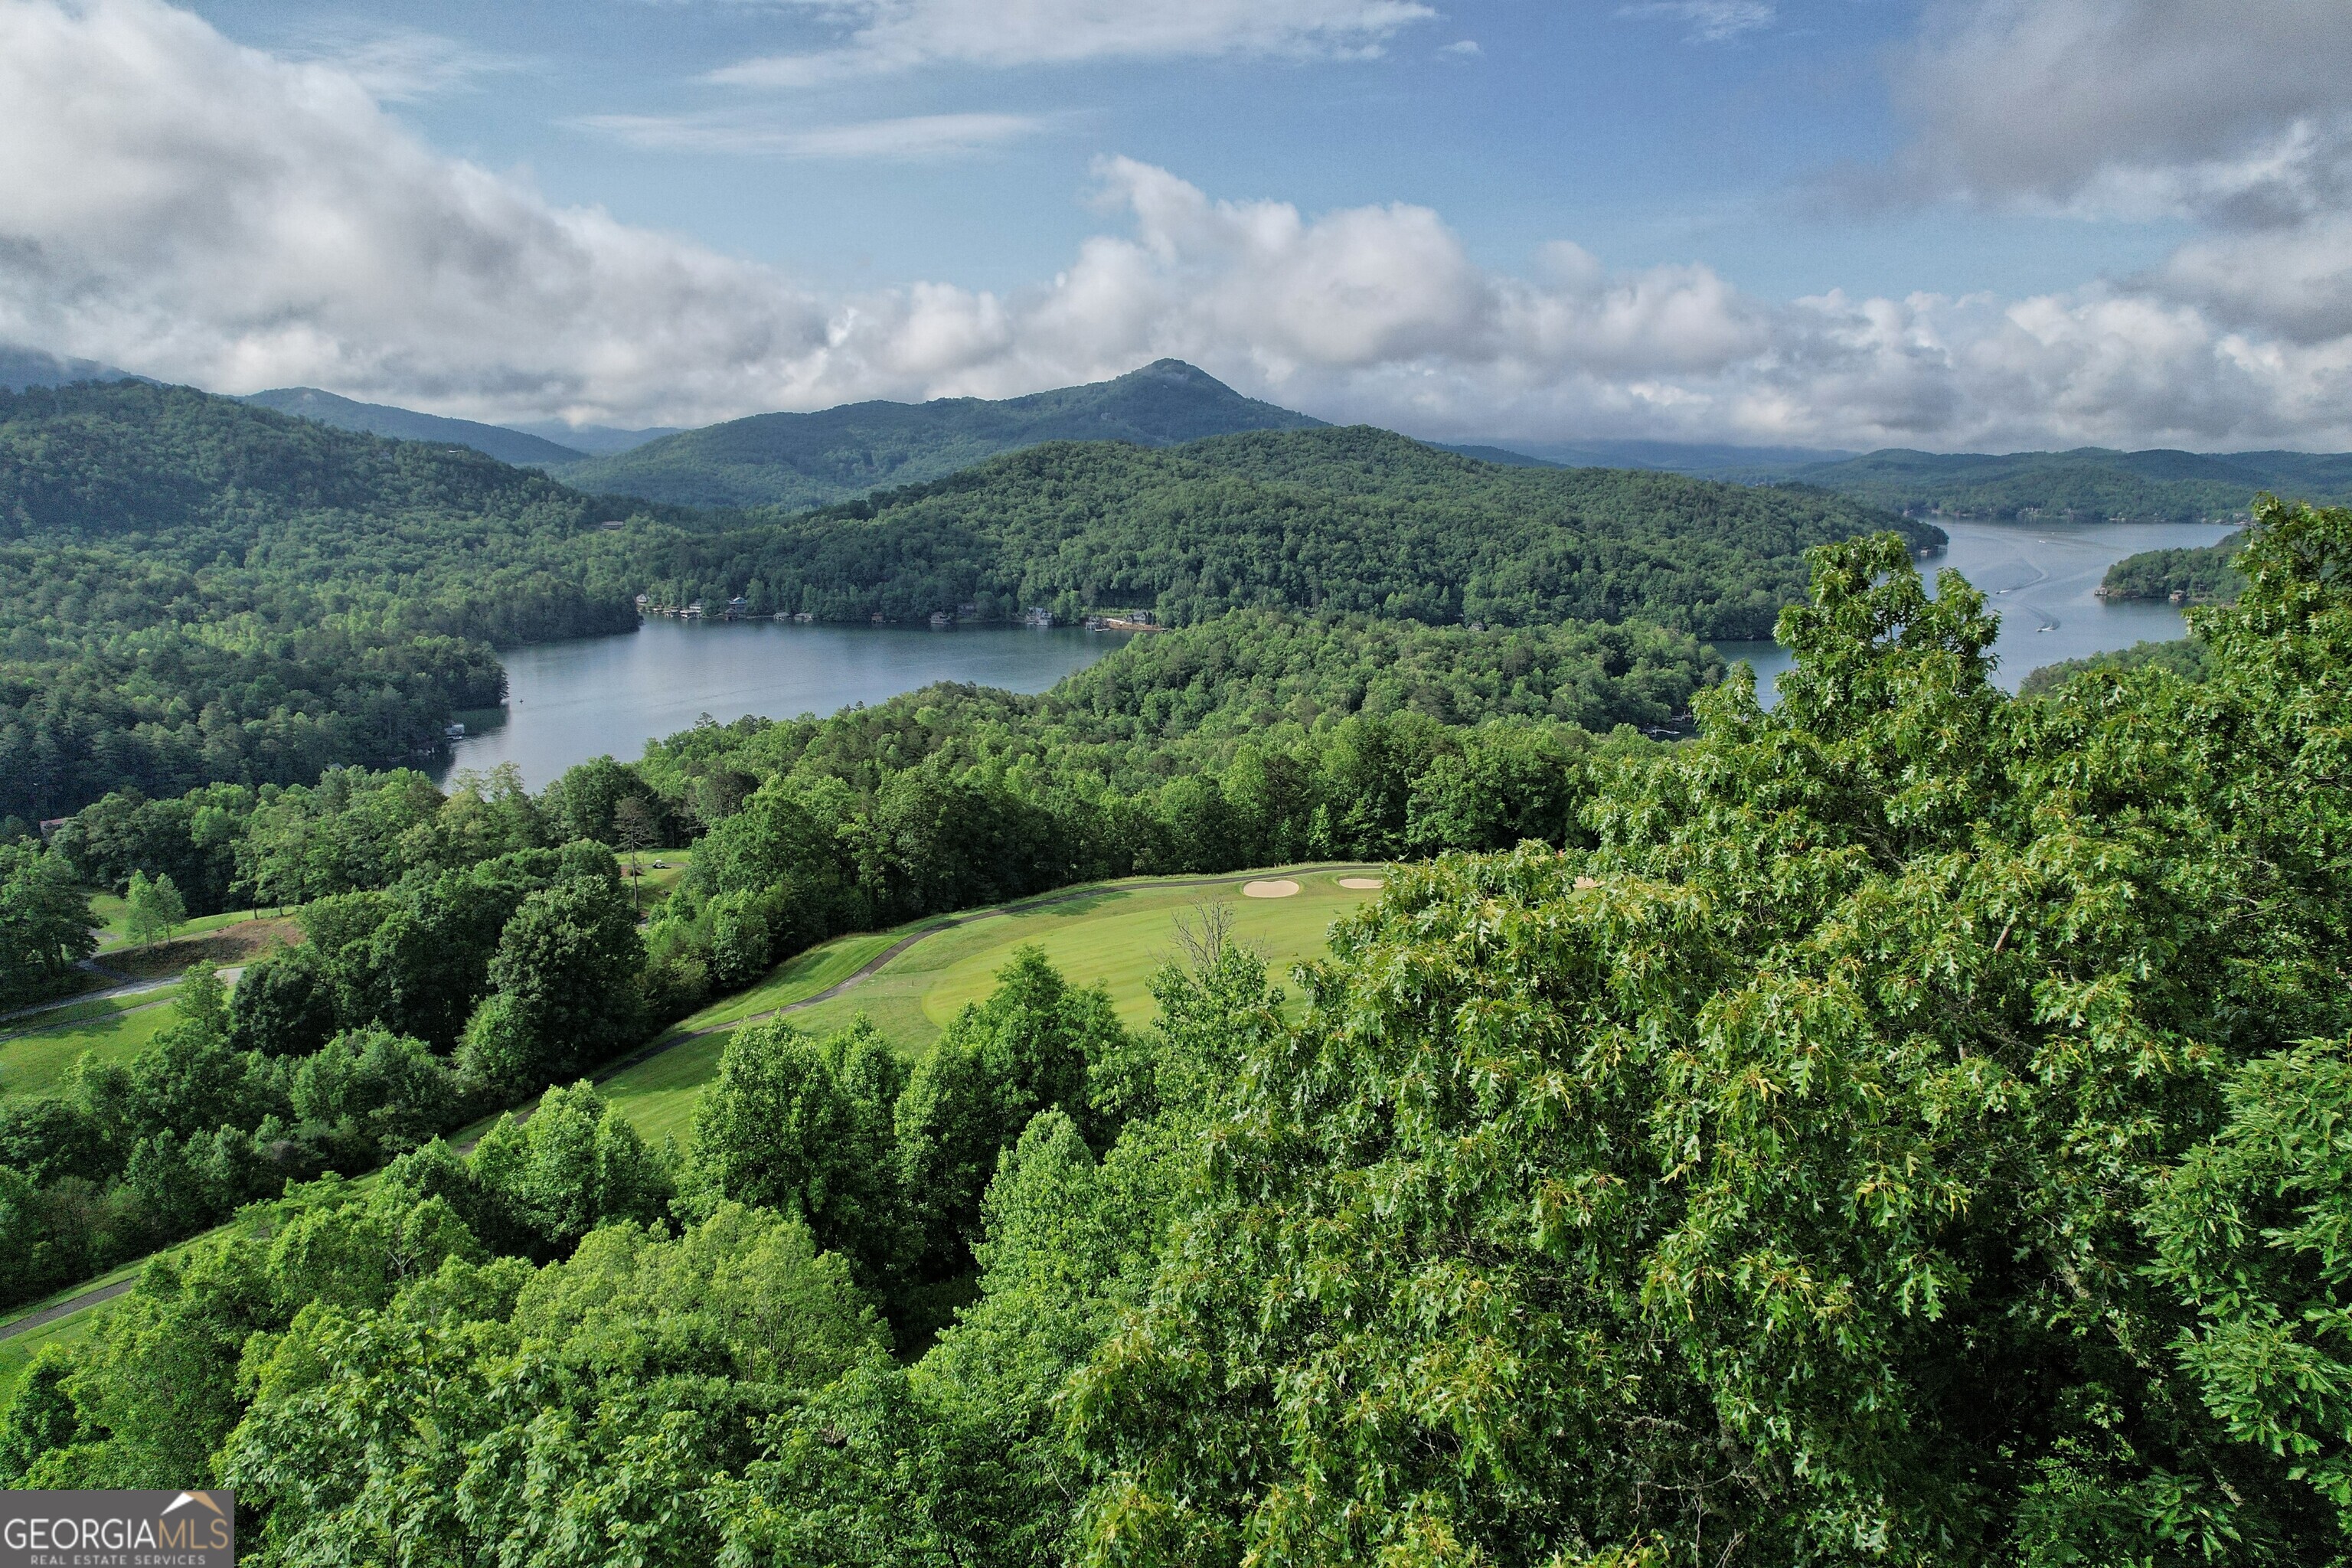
left=1710, top=517, right=2238, bottom=705
left=442, top=518, right=2236, bottom=787
left=438, top=619, right=1129, bottom=789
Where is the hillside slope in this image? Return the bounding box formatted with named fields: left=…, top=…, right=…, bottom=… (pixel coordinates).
left=607, top=426, right=1937, bottom=640
left=0, top=381, right=662, bottom=821
left=551, top=358, right=1325, bottom=508
left=1791, top=446, right=2352, bottom=522
left=243, top=386, right=589, bottom=467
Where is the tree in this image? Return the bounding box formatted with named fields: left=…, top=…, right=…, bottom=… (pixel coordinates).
left=0, top=843, right=96, bottom=1010
left=691, top=1019, right=905, bottom=1292
left=120, top=864, right=187, bottom=949
left=1064, top=521, right=2352, bottom=1566
left=457, top=877, right=645, bottom=1093
left=612, top=792, right=658, bottom=909
left=894, top=947, right=1129, bottom=1292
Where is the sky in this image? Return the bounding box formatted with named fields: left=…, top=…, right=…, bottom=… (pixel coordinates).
left=0, top=0, right=2347, bottom=452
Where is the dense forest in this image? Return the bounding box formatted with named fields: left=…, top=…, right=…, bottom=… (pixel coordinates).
left=2102, top=530, right=2248, bottom=602
left=5, top=498, right=2350, bottom=1565
left=621, top=428, right=1935, bottom=636
left=0, top=380, right=1924, bottom=826
left=549, top=358, right=1325, bottom=509
left=0, top=382, right=671, bottom=824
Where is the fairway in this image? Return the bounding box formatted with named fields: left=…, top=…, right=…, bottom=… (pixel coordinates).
left=1, top=988, right=186, bottom=1101
left=600, top=865, right=1390, bottom=1148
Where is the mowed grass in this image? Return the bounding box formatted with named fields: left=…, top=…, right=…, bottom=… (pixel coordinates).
left=0, top=1302, right=100, bottom=1405
left=599, top=866, right=1388, bottom=1150
left=89, top=896, right=269, bottom=951
left=1, top=991, right=185, bottom=1101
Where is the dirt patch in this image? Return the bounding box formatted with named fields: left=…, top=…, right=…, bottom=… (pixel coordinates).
left=1242, top=880, right=1302, bottom=899
left=105, top=920, right=297, bottom=980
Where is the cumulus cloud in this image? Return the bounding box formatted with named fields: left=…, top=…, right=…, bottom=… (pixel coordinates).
left=1893, top=0, right=2352, bottom=222
left=710, top=0, right=1438, bottom=85
left=5, top=0, right=2352, bottom=451
left=577, top=109, right=1049, bottom=159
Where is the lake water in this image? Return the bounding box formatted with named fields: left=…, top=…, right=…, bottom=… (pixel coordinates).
left=442, top=518, right=2237, bottom=786
left=438, top=619, right=1129, bottom=789
left=1710, top=517, right=2238, bottom=705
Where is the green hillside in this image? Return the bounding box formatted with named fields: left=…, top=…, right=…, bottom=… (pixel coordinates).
left=616, top=425, right=1938, bottom=639
left=2101, top=530, right=2248, bottom=602
left=0, top=378, right=1926, bottom=826
left=1790, top=445, right=2352, bottom=522
left=550, top=358, right=1326, bottom=508
left=0, top=381, right=665, bottom=822
left=243, top=386, right=589, bottom=466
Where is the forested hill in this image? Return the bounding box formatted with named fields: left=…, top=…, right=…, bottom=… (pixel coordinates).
left=622, top=425, right=1938, bottom=638
left=1790, top=444, right=2352, bottom=522
left=2, top=378, right=1923, bottom=824
left=242, top=386, right=590, bottom=467
left=549, top=358, right=1326, bottom=508
left=0, top=381, right=667, bottom=822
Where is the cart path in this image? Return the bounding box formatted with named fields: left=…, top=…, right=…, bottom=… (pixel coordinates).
left=1, top=867, right=1378, bottom=1341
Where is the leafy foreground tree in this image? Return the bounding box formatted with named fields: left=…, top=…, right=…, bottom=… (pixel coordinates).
left=1060, top=499, right=2352, bottom=1565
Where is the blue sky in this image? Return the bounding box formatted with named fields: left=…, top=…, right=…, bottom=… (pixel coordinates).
left=186, top=0, right=2175, bottom=302
left=2, top=1, right=2346, bottom=450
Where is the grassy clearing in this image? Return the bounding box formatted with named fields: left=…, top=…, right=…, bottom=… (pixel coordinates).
left=0, top=1302, right=100, bottom=1405
left=92, top=920, right=295, bottom=982
left=1, top=994, right=186, bottom=1101
left=599, top=866, right=1387, bottom=1149
left=619, top=849, right=694, bottom=916
left=89, top=896, right=271, bottom=951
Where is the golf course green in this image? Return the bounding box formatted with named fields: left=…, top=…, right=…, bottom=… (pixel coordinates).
left=599, top=864, right=1388, bottom=1148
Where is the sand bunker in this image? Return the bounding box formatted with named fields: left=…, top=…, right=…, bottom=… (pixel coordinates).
left=1573, top=877, right=1601, bottom=890
left=1338, top=877, right=1384, bottom=890
left=1242, top=879, right=1302, bottom=899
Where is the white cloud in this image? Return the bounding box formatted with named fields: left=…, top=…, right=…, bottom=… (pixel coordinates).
left=6, top=0, right=2352, bottom=452
left=1439, top=38, right=1479, bottom=56
left=1893, top=0, right=2352, bottom=222
left=577, top=109, right=1048, bottom=159
left=709, top=0, right=1438, bottom=85
left=1617, top=2, right=1775, bottom=44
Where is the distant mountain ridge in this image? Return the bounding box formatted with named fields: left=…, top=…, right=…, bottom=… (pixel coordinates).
left=547, top=358, right=1328, bottom=510
left=1783, top=446, right=2352, bottom=523
left=0, top=345, right=145, bottom=391
left=507, top=420, right=681, bottom=456
left=241, top=387, right=590, bottom=467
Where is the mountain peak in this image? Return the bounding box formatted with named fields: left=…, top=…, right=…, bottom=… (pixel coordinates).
left=552, top=360, right=1324, bottom=511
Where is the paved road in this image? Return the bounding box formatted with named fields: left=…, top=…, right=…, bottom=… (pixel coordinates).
left=0, top=968, right=248, bottom=1047
left=0, top=867, right=1378, bottom=1341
